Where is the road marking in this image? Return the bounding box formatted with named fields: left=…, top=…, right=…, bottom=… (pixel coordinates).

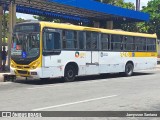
left=32, top=95, right=118, bottom=111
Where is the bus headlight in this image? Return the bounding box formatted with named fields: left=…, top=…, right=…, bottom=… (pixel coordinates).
left=31, top=61, right=40, bottom=69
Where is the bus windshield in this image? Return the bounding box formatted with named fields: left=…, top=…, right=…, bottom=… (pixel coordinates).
left=11, top=32, right=40, bottom=59
left=11, top=24, right=40, bottom=63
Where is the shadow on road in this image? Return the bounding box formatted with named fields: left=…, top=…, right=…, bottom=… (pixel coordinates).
left=14, top=72, right=154, bottom=85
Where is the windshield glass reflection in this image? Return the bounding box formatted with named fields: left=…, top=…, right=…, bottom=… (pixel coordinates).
left=11, top=32, right=40, bottom=59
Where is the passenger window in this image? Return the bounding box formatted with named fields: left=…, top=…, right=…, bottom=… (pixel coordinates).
left=43, top=29, right=61, bottom=51
left=92, top=32, right=99, bottom=50
left=147, top=38, right=156, bottom=52
left=78, top=31, right=85, bottom=50
left=101, top=34, right=109, bottom=50
left=86, top=32, right=99, bottom=50
left=125, top=36, right=135, bottom=51
left=63, top=30, right=77, bottom=49
left=135, top=37, right=146, bottom=51
left=86, top=32, right=92, bottom=50
left=111, top=35, right=123, bottom=51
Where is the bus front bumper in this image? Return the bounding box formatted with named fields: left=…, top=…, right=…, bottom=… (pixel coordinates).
left=10, top=67, right=42, bottom=79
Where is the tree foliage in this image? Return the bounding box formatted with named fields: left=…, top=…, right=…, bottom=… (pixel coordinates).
left=33, top=16, right=54, bottom=22
left=138, top=0, right=160, bottom=38
left=95, top=0, right=135, bottom=10
left=2, top=13, right=25, bottom=38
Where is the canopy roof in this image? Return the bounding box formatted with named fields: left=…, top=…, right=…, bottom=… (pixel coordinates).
left=0, top=0, right=149, bottom=22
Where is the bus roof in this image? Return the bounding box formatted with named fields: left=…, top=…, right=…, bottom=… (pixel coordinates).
left=17, top=21, right=157, bottom=38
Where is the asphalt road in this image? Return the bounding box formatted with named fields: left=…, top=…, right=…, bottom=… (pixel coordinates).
left=0, top=69, right=160, bottom=120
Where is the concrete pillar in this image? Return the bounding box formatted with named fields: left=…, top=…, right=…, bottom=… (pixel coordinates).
left=0, top=5, right=3, bottom=68
left=3, top=5, right=6, bottom=46
left=106, top=21, right=113, bottom=29
left=12, top=4, right=16, bottom=28
left=93, top=21, right=100, bottom=28
left=8, top=2, right=16, bottom=70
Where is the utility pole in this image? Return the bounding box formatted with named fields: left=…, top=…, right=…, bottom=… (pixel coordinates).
left=8, top=1, right=16, bottom=70
left=136, top=0, right=140, bottom=11
left=3, top=4, right=6, bottom=47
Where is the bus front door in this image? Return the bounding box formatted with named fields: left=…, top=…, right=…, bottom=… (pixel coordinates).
left=85, top=32, right=99, bottom=75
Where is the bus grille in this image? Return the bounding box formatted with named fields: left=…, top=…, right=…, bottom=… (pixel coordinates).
left=17, top=66, right=30, bottom=69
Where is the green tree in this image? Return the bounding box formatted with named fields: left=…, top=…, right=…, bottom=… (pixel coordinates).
left=33, top=16, right=54, bottom=22
left=33, top=15, right=65, bottom=23
left=2, top=13, right=25, bottom=42
left=95, top=0, right=135, bottom=10
left=95, top=0, right=116, bottom=5
left=138, top=0, right=160, bottom=38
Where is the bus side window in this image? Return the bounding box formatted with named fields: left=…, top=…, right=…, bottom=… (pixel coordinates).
left=135, top=37, right=146, bottom=51
left=101, top=33, right=109, bottom=50
left=91, top=32, right=99, bottom=50
left=47, top=33, right=54, bottom=50
left=86, top=32, right=91, bottom=50
left=86, top=32, right=99, bottom=50
left=54, top=32, right=61, bottom=49
left=121, top=36, right=125, bottom=50
left=147, top=38, right=156, bottom=52
left=43, top=29, right=61, bottom=51
left=125, top=36, right=134, bottom=51
left=63, top=30, right=77, bottom=49
left=78, top=31, right=85, bottom=50
left=111, top=35, right=122, bottom=51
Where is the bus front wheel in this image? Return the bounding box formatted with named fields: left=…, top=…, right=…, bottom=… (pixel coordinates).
left=125, top=63, right=134, bottom=77
left=64, top=65, right=76, bottom=82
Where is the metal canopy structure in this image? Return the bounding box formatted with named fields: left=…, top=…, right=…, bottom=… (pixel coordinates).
left=0, top=0, right=149, bottom=22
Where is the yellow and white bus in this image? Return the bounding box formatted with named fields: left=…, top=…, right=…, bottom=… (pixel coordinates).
left=10, top=21, right=157, bottom=82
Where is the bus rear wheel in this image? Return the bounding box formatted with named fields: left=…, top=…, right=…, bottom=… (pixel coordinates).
left=64, top=65, right=76, bottom=82
left=125, top=63, right=134, bottom=77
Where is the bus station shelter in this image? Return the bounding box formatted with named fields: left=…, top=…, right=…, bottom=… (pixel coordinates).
left=0, top=0, right=150, bottom=68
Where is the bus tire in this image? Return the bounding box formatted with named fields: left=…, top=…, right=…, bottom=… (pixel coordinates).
left=125, top=63, right=134, bottom=77
left=64, top=65, right=76, bottom=82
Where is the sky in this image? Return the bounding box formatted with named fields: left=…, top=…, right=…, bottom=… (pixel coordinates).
left=16, top=0, right=151, bottom=20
